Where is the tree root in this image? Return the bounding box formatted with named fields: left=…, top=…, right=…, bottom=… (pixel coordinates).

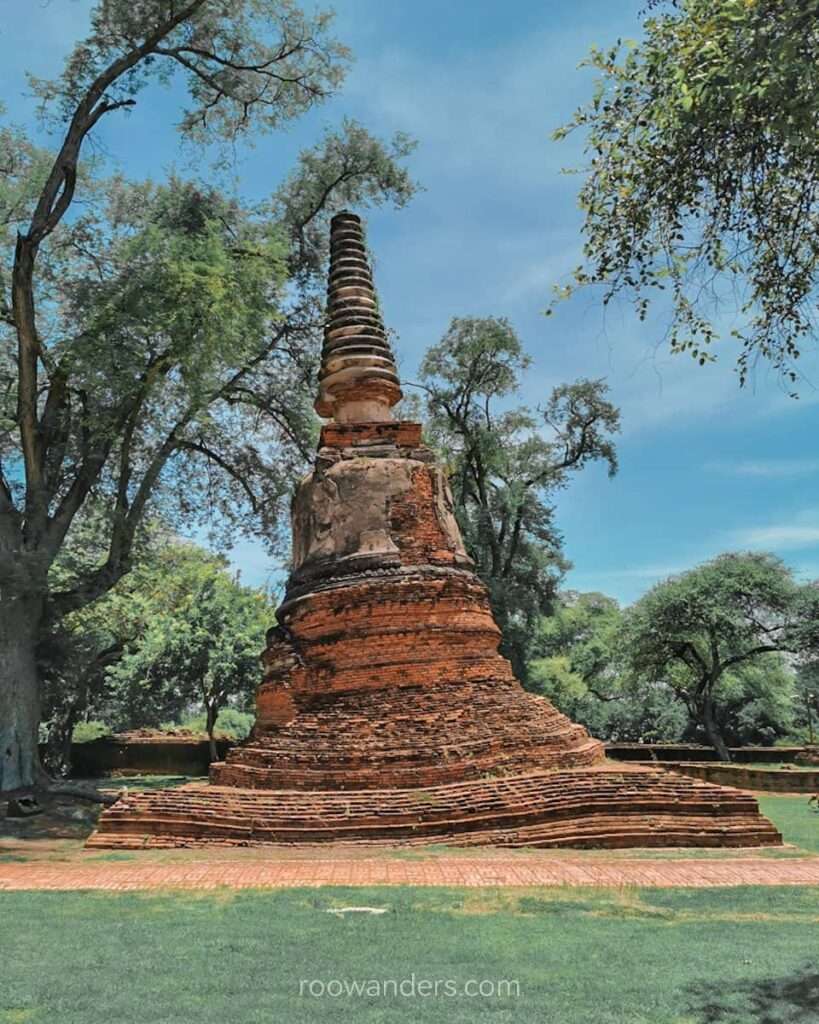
left=40, top=781, right=119, bottom=806
left=32, top=767, right=119, bottom=806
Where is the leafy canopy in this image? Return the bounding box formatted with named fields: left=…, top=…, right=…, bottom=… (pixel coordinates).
left=41, top=527, right=272, bottom=767
left=529, top=584, right=799, bottom=747
left=0, top=0, right=417, bottom=614
left=621, top=551, right=819, bottom=757
left=417, top=317, right=620, bottom=681
left=106, top=541, right=271, bottom=735
left=555, top=0, right=819, bottom=387
left=535, top=591, right=624, bottom=701
left=28, top=0, right=350, bottom=143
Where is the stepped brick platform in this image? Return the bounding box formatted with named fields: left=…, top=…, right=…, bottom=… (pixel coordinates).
left=86, top=765, right=780, bottom=849
left=89, top=211, right=781, bottom=853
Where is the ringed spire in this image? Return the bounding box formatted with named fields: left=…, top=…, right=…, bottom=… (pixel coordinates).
left=315, top=211, right=402, bottom=422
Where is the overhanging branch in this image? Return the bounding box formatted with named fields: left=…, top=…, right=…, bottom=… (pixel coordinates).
left=179, top=440, right=261, bottom=514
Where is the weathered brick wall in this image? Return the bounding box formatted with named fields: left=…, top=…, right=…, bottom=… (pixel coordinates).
left=216, top=677, right=602, bottom=789
left=320, top=421, right=422, bottom=448
left=670, top=762, right=819, bottom=792
left=68, top=737, right=231, bottom=776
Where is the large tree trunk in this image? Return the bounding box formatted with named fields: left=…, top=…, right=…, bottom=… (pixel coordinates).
left=0, top=594, right=45, bottom=793
left=42, top=707, right=79, bottom=778
left=701, top=697, right=732, bottom=763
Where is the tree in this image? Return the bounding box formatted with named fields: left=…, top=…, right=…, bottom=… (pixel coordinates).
left=535, top=591, right=624, bottom=701
left=416, top=317, right=620, bottom=681
left=36, top=508, right=172, bottom=777
left=38, top=515, right=184, bottom=773
left=622, top=552, right=819, bottom=760
left=528, top=588, right=794, bottom=746
left=0, top=0, right=416, bottom=792
left=795, top=661, right=819, bottom=746
left=39, top=622, right=128, bottom=777
left=554, top=0, right=819, bottom=387
left=105, top=543, right=271, bottom=762
left=703, top=655, right=796, bottom=748
left=529, top=590, right=687, bottom=743
left=40, top=531, right=272, bottom=771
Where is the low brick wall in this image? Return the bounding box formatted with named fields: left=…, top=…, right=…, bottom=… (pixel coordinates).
left=668, top=762, right=819, bottom=793
left=605, top=743, right=806, bottom=764
left=66, top=737, right=233, bottom=777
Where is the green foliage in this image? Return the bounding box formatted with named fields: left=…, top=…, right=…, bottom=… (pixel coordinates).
left=710, top=656, right=797, bottom=748
left=530, top=591, right=688, bottom=742
left=39, top=528, right=273, bottom=769
left=166, top=708, right=255, bottom=739
left=794, top=660, right=819, bottom=744
left=105, top=541, right=272, bottom=741
left=0, top=107, right=53, bottom=286
left=418, top=318, right=620, bottom=682
left=38, top=509, right=166, bottom=773
left=555, top=0, right=819, bottom=385
left=71, top=720, right=113, bottom=743
left=531, top=578, right=807, bottom=747
left=535, top=591, right=623, bottom=697
left=621, top=552, right=819, bottom=757
left=72, top=179, right=289, bottom=393
left=594, top=685, right=688, bottom=744
left=625, top=553, right=819, bottom=679
left=27, top=0, right=351, bottom=145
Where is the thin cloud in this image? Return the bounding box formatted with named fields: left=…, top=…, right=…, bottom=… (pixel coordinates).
left=731, top=525, right=819, bottom=551
left=342, top=10, right=819, bottom=434
left=706, top=458, right=819, bottom=479
left=571, top=565, right=682, bottom=582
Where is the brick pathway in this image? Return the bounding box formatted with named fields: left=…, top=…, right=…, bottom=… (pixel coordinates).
left=2, top=855, right=819, bottom=891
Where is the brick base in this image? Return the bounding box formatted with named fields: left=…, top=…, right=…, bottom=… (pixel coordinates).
left=88, top=764, right=781, bottom=849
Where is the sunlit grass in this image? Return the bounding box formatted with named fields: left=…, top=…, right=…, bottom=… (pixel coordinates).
left=2, top=886, right=818, bottom=1023
left=758, top=795, right=819, bottom=854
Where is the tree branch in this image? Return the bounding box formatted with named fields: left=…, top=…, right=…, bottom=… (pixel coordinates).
left=179, top=440, right=261, bottom=513
left=11, top=0, right=206, bottom=549
left=721, top=643, right=790, bottom=673
left=587, top=684, right=623, bottom=702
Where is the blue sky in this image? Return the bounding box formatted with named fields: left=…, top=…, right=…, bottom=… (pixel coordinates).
left=2, top=0, right=818, bottom=604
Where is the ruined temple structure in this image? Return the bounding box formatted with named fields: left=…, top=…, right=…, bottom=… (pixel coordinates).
left=89, top=213, right=780, bottom=850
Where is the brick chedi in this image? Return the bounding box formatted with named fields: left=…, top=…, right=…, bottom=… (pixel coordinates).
left=89, top=214, right=781, bottom=851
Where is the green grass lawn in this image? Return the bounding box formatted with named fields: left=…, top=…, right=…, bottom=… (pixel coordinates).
left=2, top=886, right=819, bottom=1024
left=1, top=790, right=817, bottom=1022
left=759, top=795, right=819, bottom=853
left=98, top=774, right=196, bottom=792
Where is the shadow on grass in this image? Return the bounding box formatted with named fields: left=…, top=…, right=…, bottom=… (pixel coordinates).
left=688, top=963, right=819, bottom=1023
left=0, top=800, right=100, bottom=842
left=98, top=774, right=198, bottom=793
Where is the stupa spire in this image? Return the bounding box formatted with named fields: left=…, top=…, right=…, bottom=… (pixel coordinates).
left=315, top=211, right=402, bottom=422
